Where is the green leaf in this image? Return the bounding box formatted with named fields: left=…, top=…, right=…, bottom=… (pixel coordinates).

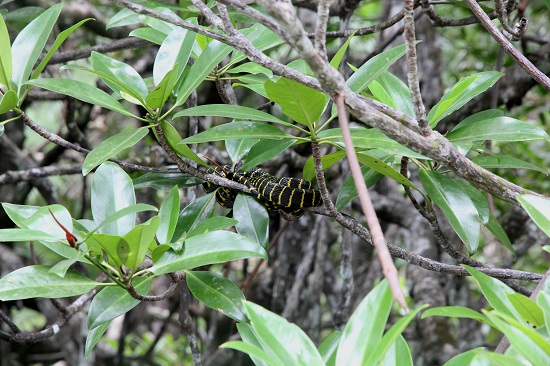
left=452, top=109, right=504, bottom=130
left=221, top=341, right=284, bottom=366
left=303, top=150, right=347, bottom=182
left=336, top=280, right=392, bottom=366
left=226, top=138, right=259, bottom=164
left=536, top=291, right=550, bottom=329
left=346, top=44, right=407, bottom=93
left=230, top=23, right=284, bottom=65
left=146, top=64, right=178, bottom=109
left=240, top=139, right=296, bottom=172
left=91, top=162, right=136, bottom=236
left=265, top=77, right=325, bottom=129
left=243, top=301, right=325, bottom=366
left=329, top=32, right=355, bottom=69
left=85, top=233, right=125, bottom=267
left=85, top=321, right=110, bottom=358
left=369, top=71, right=414, bottom=118
left=133, top=172, right=202, bottom=190
left=174, top=104, right=289, bottom=125
left=463, top=265, right=524, bottom=322
left=91, top=52, right=148, bottom=102
left=31, top=18, right=92, bottom=81
left=444, top=348, right=525, bottom=366
left=318, top=127, right=426, bottom=159
left=157, top=186, right=180, bottom=244
left=234, top=194, right=269, bottom=249
left=0, top=265, right=100, bottom=300
left=226, top=62, right=273, bottom=77
left=517, top=194, right=550, bottom=238
left=186, top=271, right=246, bottom=322
left=486, top=215, right=514, bottom=255
left=484, top=311, right=550, bottom=365
left=0, top=228, right=61, bottom=243
left=11, top=3, right=62, bottom=95
left=382, top=335, right=413, bottom=366
left=94, top=204, right=158, bottom=235
left=48, top=251, right=87, bottom=278
left=0, top=13, right=12, bottom=88
left=0, top=90, right=18, bottom=114
left=187, top=216, right=238, bottom=238
left=82, top=127, right=150, bottom=176
left=428, top=71, right=502, bottom=127
left=174, top=39, right=233, bottom=108
left=419, top=169, right=480, bottom=254
left=421, top=306, right=489, bottom=323
left=149, top=231, right=267, bottom=275
left=446, top=117, right=549, bottom=142
left=3, top=203, right=73, bottom=241
left=473, top=155, right=547, bottom=175
left=122, top=216, right=159, bottom=270
left=358, top=152, right=415, bottom=188
left=181, top=121, right=292, bottom=144
left=26, top=78, right=135, bottom=117
left=172, top=193, right=216, bottom=242
left=318, top=331, right=341, bottom=366
left=236, top=323, right=271, bottom=366
left=507, top=293, right=544, bottom=327
left=88, top=277, right=151, bottom=329
left=159, top=120, right=209, bottom=168
left=335, top=165, right=385, bottom=211
left=153, top=26, right=196, bottom=87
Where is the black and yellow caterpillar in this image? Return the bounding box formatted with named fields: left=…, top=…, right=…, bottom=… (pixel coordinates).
left=202, top=163, right=322, bottom=218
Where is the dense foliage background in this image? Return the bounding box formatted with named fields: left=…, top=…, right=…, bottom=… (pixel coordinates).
left=0, top=0, right=549, bottom=365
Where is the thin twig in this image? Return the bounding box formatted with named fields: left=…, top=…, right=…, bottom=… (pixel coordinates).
left=314, top=0, right=333, bottom=59
left=179, top=282, right=202, bottom=366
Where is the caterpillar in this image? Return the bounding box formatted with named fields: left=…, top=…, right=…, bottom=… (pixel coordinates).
left=202, top=163, right=322, bottom=218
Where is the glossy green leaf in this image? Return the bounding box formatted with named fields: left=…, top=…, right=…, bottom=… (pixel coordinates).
left=0, top=90, right=18, bottom=114
left=444, top=348, right=525, bottom=366
left=303, top=150, right=347, bottom=182
left=335, top=165, right=385, bottom=211
left=91, top=51, right=148, bottom=102
left=428, top=71, right=502, bottom=127
left=174, top=104, right=288, bottom=124
left=186, top=270, right=246, bottom=322
left=122, top=216, right=159, bottom=270
left=318, top=127, right=426, bottom=159
left=473, top=155, right=547, bottom=175
left=507, top=293, right=544, bottom=327
left=358, top=152, right=415, bottom=188
left=88, top=277, right=151, bottom=329
left=243, top=301, right=325, bottom=366
left=419, top=169, right=480, bottom=253
left=236, top=323, right=271, bottom=366
left=3, top=203, right=73, bottom=241
left=94, top=204, right=158, bottom=235
left=368, top=305, right=428, bottom=364
left=454, top=179, right=489, bottom=225
left=0, top=13, right=12, bottom=88
left=48, top=251, right=86, bottom=278
left=159, top=120, right=209, bottom=168
left=484, top=312, right=550, bottom=365
left=31, top=18, right=92, bottom=81
left=82, top=127, right=150, bottom=176
left=536, top=291, right=550, bottom=329
left=226, top=138, right=259, bottom=164
left=146, top=64, right=178, bottom=109
left=336, top=280, right=392, bottom=366
left=234, top=194, right=269, bottom=249
left=464, top=265, right=523, bottom=322
left=11, top=3, right=62, bottom=95
left=421, top=306, right=489, bottom=323
left=486, top=215, right=514, bottom=255
left=0, top=228, right=61, bottom=243
left=346, top=44, right=407, bottom=93
left=187, top=217, right=238, bottom=238
left=86, top=233, right=125, bottom=268
left=447, top=117, right=549, bottom=142
left=85, top=321, right=110, bottom=358
left=26, top=78, right=135, bottom=117
left=106, top=8, right=143, bottom=29
left=221, top=341, right=284, bottom=366
left=226, top=62, right=273, bottom=77
left=318, top=331, right=341, bottom=366
left=157, top=186, right=180, bottom=244
left=174, top=39, right=232, bottom=108
left=381, top=335, right=413, bottom=366
left=329, top=32, right=355, bottom=69
left=453, top=109, right=505, bottom=130
left=369, top=71, right=414, bottom=118
left=133, top=172, right=202, bottom=190
left=91, top=162, right=136, bottom=236
left=181, top=121, right=291, bottom=144
left=149, top=231, right=267, bottom=275
left=172, top=192, right=216, bottom=242
left=241, top=139, right=296, bottom=172
left=0, top=265, right=100, bottom=300
left=517, top=194, right=550, bottom=238
left=153, top=26, right=196, bottom=86
left=265, top=77, right=325, bottom=129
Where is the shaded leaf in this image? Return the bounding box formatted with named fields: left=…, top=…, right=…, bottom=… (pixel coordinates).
left=473, top=155, right=547, bottom=175
left=517, top=194, right=550, bottom=238
left=241, top=139, right=296, bottom=171
left=234, top=194, right=269, bottom=249
left=174, top=104, right=288, bottom=124
left=181, top=121, right=291, bottom=144
left=446, top=117, right=549, bottom=142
